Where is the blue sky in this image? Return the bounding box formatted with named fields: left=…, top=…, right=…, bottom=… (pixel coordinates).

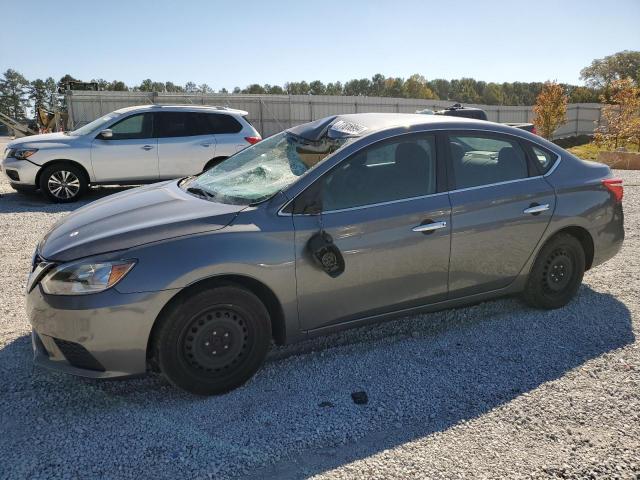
left=2, top=0, right=639, bottom=88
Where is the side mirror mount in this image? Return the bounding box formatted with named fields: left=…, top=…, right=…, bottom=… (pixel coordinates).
left=99, top=129, right=113, bottom=139
left=292, top=181, right=323, bottom=215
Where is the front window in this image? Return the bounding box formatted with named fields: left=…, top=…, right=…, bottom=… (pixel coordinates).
left=182, top=131, right=351, bottom=205
left=67, top=113, right=120, bottom=136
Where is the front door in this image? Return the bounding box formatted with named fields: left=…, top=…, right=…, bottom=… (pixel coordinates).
left=446, top=132, right=556, bottom=297
left=292, top=133, right=451, bottom=332
left=90, top=112, right=158, bottom=182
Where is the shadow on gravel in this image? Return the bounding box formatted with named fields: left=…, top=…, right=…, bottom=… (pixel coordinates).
left=0, top=186, right=135, bottom=213
left=0, top=286, right=634, bottom=479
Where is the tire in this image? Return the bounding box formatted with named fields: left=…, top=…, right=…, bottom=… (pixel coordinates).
left=155, top=285, right=272, bottom=395
left=523, top=233, right=586, bottom=309
left=39, top=163, right=87, bottom=203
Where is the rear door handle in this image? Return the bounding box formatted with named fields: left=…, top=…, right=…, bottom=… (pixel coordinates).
left=141, top=145, right=154, bottom=151
left=412, top=221, right=447, bottom=233
left=201, top=143, right=211, bottom=147
left=523, top=203, right=550, bottom=215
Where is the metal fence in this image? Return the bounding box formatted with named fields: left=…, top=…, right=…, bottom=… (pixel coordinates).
left=66, top=91, right=603, bottom=139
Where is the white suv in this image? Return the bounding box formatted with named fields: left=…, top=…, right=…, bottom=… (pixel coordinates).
left=1, top=105, right=261, bottom=202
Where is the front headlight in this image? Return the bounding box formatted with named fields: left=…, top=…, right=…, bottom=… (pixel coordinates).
left=13, top=148, right=38, bottom=160
left=40, top=260, right=136, bottom=295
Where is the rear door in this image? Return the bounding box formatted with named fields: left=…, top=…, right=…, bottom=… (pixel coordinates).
left=209, top=113, right=249, bottom=157
left=156, top=111, right=216, bottom=178
left=90, top=112, right=158, bottom=182
left=292, top=133, right=452, bottom=332
left=446, top=131, right=556, bottom=297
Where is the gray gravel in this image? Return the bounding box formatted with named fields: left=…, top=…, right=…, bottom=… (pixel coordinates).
left=1, top=137, right=638, bottom=479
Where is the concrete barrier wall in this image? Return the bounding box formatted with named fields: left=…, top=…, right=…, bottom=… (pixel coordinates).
left=66, top=91, right=602, bottom=139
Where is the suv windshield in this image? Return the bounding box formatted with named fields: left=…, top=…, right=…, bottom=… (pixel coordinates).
left=67, top=113, right=120, bottom=136
left=182, top=131, right=351, bottom=205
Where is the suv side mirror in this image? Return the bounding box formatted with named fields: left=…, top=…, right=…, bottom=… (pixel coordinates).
left=99, top=129, right=113, bottom=139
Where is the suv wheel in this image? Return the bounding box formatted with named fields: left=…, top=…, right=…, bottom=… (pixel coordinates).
left=39, top=164, right=87, bottom=203
left=523, top=233, right=585, bottom=309
left=155, top=285, right=272, bottom=395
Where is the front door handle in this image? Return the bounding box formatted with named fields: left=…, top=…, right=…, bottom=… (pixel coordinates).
left=412, top=221, right=447, bottom=233
left=523, top=203, right=550, bottom=215
left=141, top=145, right=154, bottom=151
left=201, top=143, right=211, bottom=147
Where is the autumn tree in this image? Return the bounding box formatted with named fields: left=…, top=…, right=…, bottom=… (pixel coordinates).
left=595, top=78, right=640, bottom=150
left=532, top=81, right=568, bottom=139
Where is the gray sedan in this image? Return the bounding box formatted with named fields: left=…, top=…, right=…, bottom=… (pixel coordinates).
left=25, top=113, right=624, bottom=395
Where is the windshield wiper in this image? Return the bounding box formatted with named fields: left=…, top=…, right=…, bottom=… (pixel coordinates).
left=186, top=186, right=214, bottom=200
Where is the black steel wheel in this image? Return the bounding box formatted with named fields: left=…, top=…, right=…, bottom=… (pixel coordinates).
left=523, top=233, right=585, bottom=309
left=155, top=285, right=271, bottom=395
left=180, top=307, right=251, bottom=375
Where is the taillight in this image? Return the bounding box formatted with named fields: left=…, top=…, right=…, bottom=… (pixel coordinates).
left=531, top=126, right=538, bottom=136
left=245, top=136, right=261, bottom=145
left=602, top=178, right=623, bottom=203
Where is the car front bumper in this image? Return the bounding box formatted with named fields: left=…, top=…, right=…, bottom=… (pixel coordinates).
left=26, top=282, right=177, bottom=379
left=1, top=156, right=41, bottom=185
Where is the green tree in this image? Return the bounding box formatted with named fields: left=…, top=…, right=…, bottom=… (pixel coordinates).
left=242, top=84, right=266, bottom=94
left=185, top=82, right=198, bottom=93
left=165, top=82, right=184, bottom=93
left=482, top=83, right=505, bottom=105
left=403, top=74, right=437, bottom=99
left=580, top=50, right=640, bottom=88
left=370, top=74, right=386, bottom=97
left=139, top=79, right=154, bottom=92
left=309, top=80, right=326, bottom=95
left=325, top=82, right=343, bottom=95
left=0, top=69, right=30, bottom=120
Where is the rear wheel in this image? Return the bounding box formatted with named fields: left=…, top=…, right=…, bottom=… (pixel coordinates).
left=155, top=285, right=271, bottom=395
left=523, top=233, right=585, bottom=309
left=39, top=164, right=87, bottom=203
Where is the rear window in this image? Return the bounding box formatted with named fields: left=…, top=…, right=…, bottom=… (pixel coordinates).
left=200, top=113, right=243, bottom=134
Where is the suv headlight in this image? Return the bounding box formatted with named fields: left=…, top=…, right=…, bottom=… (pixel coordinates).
left=40, top=260, right=136, bottom=295
left=13, top=148, right=38, bottom=160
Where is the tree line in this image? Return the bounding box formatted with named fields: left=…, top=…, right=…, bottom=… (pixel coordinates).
left=1, top=50, right=638, bottom=121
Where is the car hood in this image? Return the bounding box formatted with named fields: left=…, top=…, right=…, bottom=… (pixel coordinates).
left=8, top=132, right=77, bottom=149
left=38, top=180, right=246, bottom=262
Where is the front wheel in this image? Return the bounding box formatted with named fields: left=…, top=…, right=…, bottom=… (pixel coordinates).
left=523, top=233, right=586, bottom=309
left=155, top=285, right=272, bottom=395
left=39, top=164, right=87, bottom=203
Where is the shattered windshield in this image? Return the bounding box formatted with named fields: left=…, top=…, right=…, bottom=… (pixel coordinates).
left=182, top=131, right=351, bottom=205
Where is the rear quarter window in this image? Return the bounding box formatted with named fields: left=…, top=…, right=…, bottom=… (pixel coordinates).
left=201, top=113, right=243, bottom=134
left=528, top=144, right=558, bottom=174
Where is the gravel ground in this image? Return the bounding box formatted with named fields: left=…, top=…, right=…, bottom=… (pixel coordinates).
left=0, top=137, right=638, bottom=479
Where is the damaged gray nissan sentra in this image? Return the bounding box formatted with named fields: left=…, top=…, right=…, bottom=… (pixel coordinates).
left=26, top=113, right=624, bottom=395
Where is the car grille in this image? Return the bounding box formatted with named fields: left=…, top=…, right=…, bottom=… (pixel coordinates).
left=52, top=338, right=106, bottom=372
